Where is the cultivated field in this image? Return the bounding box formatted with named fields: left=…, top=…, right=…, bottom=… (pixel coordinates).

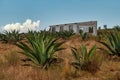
left=0, top=29, right=120, bottom=80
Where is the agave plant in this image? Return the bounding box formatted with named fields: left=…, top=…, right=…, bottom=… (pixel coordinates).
left=0, top=30, right=22, bottom=44
left=71, top=48, right=81, bottom=69
left=113, top=25, right=120, bottom=31
left=71, top=45, right=96, bottom=69
left=99, top=30, right=120, bottom=56
left=27, top=30, right=57, bottom=39
left=56, top=30, right=74, bottom=39
left=79, top=30, right=88, bottom=40
left=16, top=31, right=64, bottom=69
left=0, top=33, right=4, bottom=41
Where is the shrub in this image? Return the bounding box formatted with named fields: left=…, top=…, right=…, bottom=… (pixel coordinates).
left=16, top=31, right=64, bottom=69
left=71, top=45, right=101, bottom=74
left=99, top=30, right=120, bottom=56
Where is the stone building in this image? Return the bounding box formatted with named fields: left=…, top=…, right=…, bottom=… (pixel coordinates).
left=49, top=21, right=97, bottom=35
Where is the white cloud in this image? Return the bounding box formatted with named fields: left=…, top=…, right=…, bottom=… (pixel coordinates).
left=2, top=19, right=40, bottom=33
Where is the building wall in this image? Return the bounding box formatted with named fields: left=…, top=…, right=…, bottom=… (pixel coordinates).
left=73, top=24, right=77, bottom=33
left=83, top=26, right=89, bottom=33
left=63, top=25, right=69, bottom=31
left=50, top=21, right=97, bottom=35
left=55, top=26, right=60, bottom=32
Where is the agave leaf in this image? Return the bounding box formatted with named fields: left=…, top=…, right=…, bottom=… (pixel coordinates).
left=81, top=45, right=87, bottom=62
left=106, top=33, right=115, bottom=49
left=46, top=39, right=56, bottom=52
left=19, top=52, right=39, bottom=64
left=16, top=42, right=40, bottom=64
left=71, top=47, right=81, bottom=64
left=88, top=45, right=96, bottom=59
left=99, top=41, right=116, bottom=55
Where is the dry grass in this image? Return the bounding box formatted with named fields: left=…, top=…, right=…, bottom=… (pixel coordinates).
left=0, top=35, right=120, bottom=80
left=81, top=54, right=103, bottom=74
left=4, top=51, right=19, bottom=66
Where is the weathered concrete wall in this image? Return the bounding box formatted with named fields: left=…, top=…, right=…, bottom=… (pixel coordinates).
left=50, top=21, right=97, bottom=35
left=63, top=25, right=69, bottom=31
left=55, top=26, right=60, bottom=32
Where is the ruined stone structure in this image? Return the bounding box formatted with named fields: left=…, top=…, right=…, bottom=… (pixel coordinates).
left=49, top=21, right=97, bottom=35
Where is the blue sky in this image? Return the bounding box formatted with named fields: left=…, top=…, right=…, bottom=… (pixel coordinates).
left=0, top=0, right=120, bottom=30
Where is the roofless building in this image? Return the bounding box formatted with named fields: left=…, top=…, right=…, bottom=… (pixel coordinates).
left=49, top=21, right=97, bottom=36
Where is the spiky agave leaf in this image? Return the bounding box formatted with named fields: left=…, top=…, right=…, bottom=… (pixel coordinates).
left=71, top=47, right=81, bottom=64
left=81, top=45, right=87, bottom=63
left=88, top=45, right=96, bottom=59
left=71, top=47, right=81, bottom=69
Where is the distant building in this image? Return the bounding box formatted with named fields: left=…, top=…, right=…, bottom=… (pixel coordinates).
left=49, top=21, right=97, bottom=35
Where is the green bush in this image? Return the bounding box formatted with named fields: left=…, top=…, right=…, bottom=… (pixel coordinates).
left=16, top=31, right=64, bottom=69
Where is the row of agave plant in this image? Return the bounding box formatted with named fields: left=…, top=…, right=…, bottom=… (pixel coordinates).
left=0, top=30, right=22, bottom=44
left=0, top=29, right=120, bottom=71
left=0, top=30, right=88, bottom=44
left=16, top=30, right=97, bottom=70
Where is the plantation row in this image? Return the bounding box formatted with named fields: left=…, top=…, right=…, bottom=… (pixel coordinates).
left=0, top=29, right=120, bottom=73
left=0, top=30, right=88, bottom=44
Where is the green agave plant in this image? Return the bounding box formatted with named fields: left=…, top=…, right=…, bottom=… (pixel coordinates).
left=99, top=30, right=120, bottom=56
left=26, top=30, right=57, bottom=39
left=79, top=30, right=88, bottom=40
left=16, top=31, right=64, bottom=69
left=0, top=30, right=22, bottom=44
left=56, top=30, right=74, bottom=39
left=71, top=45, right=96, bottom=69
left=113, top=25, right=120, bottom=31
left=0, top=33, right=4, bottom=41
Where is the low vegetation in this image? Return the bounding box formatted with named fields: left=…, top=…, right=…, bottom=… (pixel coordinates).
left=56, top=30, right=74, bottom=39
left=71, top=45, right=101, bottom=74
left=99, top=30, right=120, bottom=56
left=0, top=30, right=22, bottom=44
left=79, top=30, right=88, bottom=40
left=16, top=31, right=64, bottom=69
left=0, top=28, right=120, bottom=80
